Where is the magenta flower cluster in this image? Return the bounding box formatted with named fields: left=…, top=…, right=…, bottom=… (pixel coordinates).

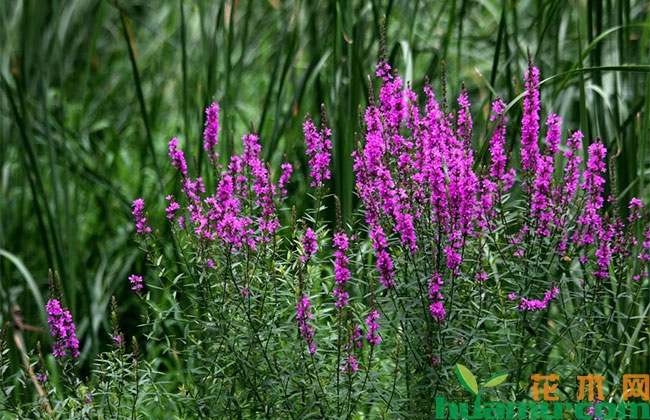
left=301, top=228, right=318, bottom=263
left=46, top=299, right=80, bottom=359
left=353, top=59, right=486, bottom=288
left=348, top=56, right=648, bottom=334
left=332, top=232, right=351, bottom=307
left=520, top=63, right=541, bottom=174
left=365, top=309, right=381, bottom=345
left=132, top=198, right=151, bottom=235
left=428, top=273, right=446, bottom=323
left=509, top=285, right=560, bottom=312
left=129, top=274, right=143, bottom=291
left=158, top=103, right=293, bottom=250
left=296, top=295, right=316, bottom=354
left=341, top=325, right=363, bottom=372
left=127, top=57, right=650, bottom=376
left=203, top=103, right=220, bottom=165
left=303, top=114, right=332, bottom=188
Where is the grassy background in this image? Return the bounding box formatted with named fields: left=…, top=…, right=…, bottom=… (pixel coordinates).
left=1, top=0, right=648, bottom=388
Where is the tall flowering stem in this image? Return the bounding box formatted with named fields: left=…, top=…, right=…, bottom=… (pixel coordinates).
left=203, top=103, right=220, bottom=165
left=520, top=59, right=541, bottom=176
left=296, top=295, right=316, bottom=354
left=132, top=198, right=151, bottom=235
left=365, top=309, right=381, bottom=345
left=332, top=232, right=351, bottom=307
left=163, top=104, right=291, bottom=249
left=46, top=299, right=80, bottom=359
left=428, top=273, right=446, bottom=323
left=509, top=285, right=559, bottom=312
left=573, top=142, right=607, bottom=247
left=488, top=97, right=515, bottom=191
left=168, top=137, right=188, bottom=177
left=303, top=108, right=332, bottom=189
left=301, top=228, right=318, bottom=263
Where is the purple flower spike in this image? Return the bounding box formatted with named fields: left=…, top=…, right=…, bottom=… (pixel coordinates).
left=296, top=295, right=316, bottom=354
left=278, top=163, right=293, bottom=198
left=518, top=285, right=559, bottom=312
left=46, top=299, right=80, bottom=359
left=168, top=137, right=188, bottom=177
left=301, top=228, right=318, bottom=263
left=303, top=114, right=332, bottom=188
left=203, top=103, right=220, bottom=164
left=428, top=273, right=446, bottom=323
left=365, top=309, right=381, bottom=345
left=332, top=232, right=351, bottom=307
left=545, top=114, right=562, bottom=154
left=132, top=198, right=151, bottom=235
left=521, top=63, right=541, bottom=174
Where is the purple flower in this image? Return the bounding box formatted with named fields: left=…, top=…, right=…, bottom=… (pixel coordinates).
left=637, top=227, right=650, bottom=262
left=301, top=228, right=318, bottom=263
left=132, top=198, right=151, bottom=235
left=530, top=116, right=560, bottom=233
left=488, top=97, right=512, bottom=188
left=628, top=197, right=644, bottom=223
left=203, top=103, right=220, bottom=164
left=168, top=137, right=188, bottom=177
left=165, top=195, right=180, bottom=220
left=341, top=355, right=359, bottom=372
left=332, top=232, right=351, bottom=307
left=242, top=133, right=280, bottom=241
left=545, top=114, right=562, bottom=154
left=629, top=197, right=643, bottom=210
left=475, top=272, right=488, bottom=282
left=520, top=62, right=541, bottom=174
left=46, top=299, right=80, bottom=359
left=303, top=113, right=332, bottom=188
left=296, top=295, right=316, bottom=354
left=573, top=142, right=607, bottom=246
left=376, top=249, right=395, bottom=288
left=554, top=130, right=583, bottom=209
left=531, top=152, right=554, bottom=234
left=457, top=88, right=473, bottom=145
left=346, top=325, right=364, bottom=350
left=278, top=163, right=293, bottom=198
left=129, top=274, right=143, bottom=291
left=365, top=309, right=381, bottom=345
left=428, top=273, right=446, bottom=323
left=518, top=286, right=559, bottom=312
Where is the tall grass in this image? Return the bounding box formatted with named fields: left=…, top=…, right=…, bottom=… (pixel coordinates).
left=0, top=0, right=648, bottom=406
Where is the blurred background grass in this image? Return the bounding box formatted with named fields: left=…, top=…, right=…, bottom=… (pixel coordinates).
left=1, top=0, right=648, bottom=386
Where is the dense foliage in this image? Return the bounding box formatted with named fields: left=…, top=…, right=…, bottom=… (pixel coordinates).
left=1, top=1, right=649, bottom=418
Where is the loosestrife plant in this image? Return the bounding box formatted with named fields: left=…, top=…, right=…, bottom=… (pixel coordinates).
left=1, top=57, right=648, bottom=419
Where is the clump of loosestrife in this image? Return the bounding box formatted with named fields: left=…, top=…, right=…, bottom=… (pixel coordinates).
left=10, top=51, right=646, bottom=419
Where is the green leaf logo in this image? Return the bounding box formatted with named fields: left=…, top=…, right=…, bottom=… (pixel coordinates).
left=484, top=373, right=509, bottom=388
left=455, top=364, right=479, bottom=395
left=455, top=364, right=509, bottom=395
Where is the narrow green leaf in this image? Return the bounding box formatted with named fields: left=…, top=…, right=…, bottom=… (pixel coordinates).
left=484, top=373, right=509, bottom=388
left=0, top=249, right=45, bottom=318
left=455, top=364, right=479, bottom=395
